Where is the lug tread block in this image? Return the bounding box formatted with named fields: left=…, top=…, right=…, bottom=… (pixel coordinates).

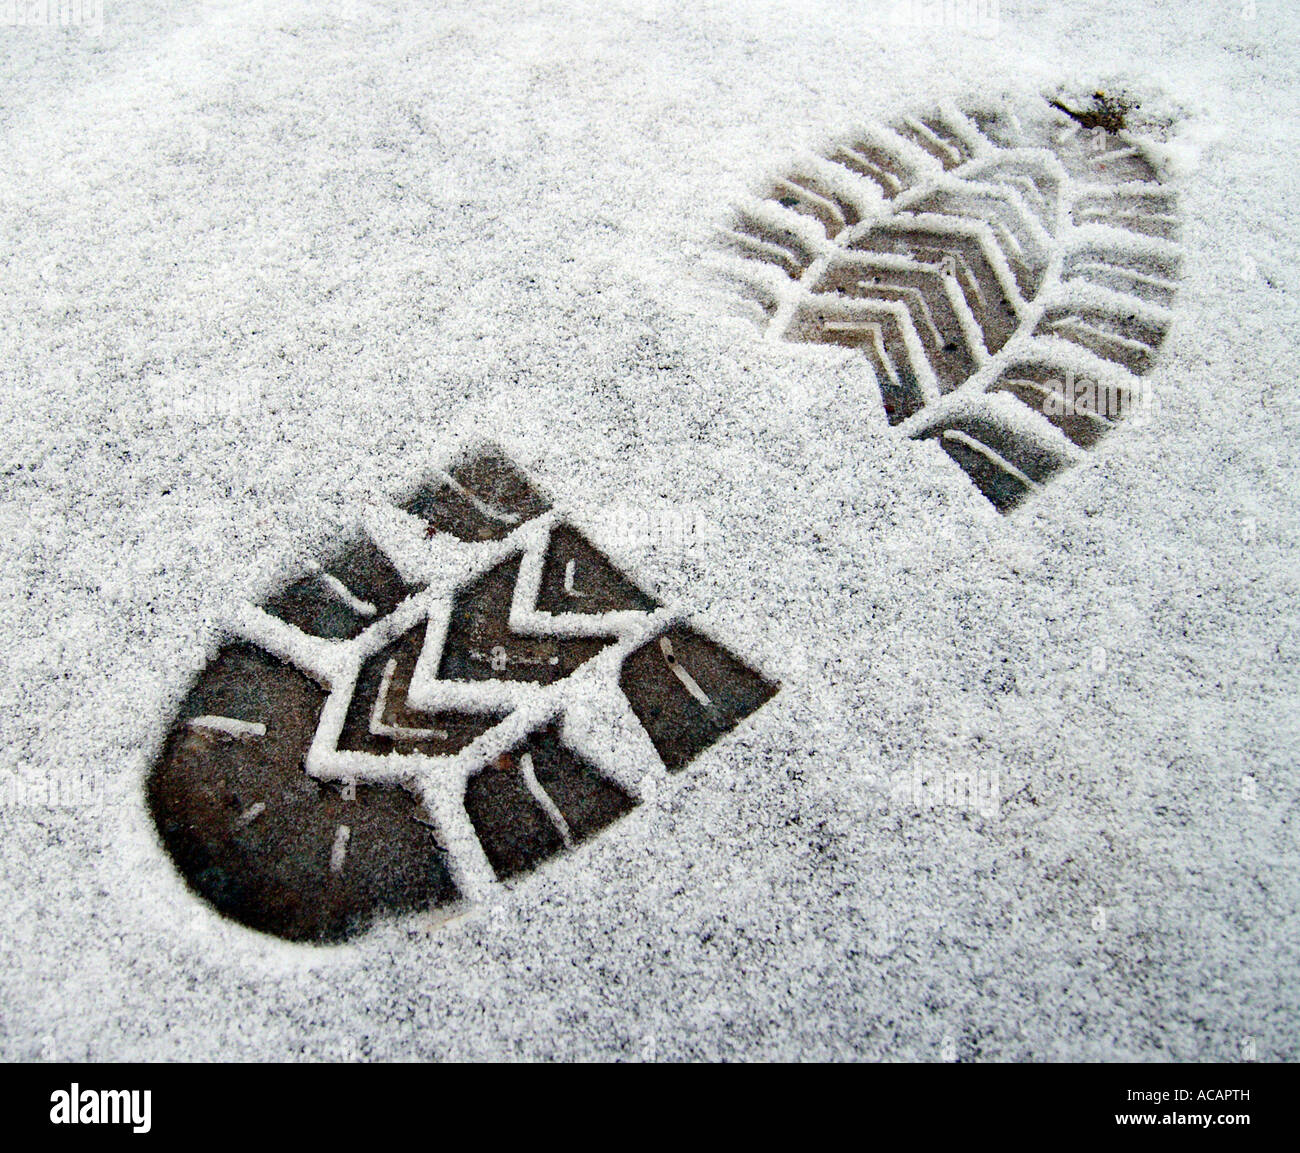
left=768, top=170, right=864, bottom=239
left=262, top=535, right=419, bottom=641
left=929, top=430, right=1034, bottom=513
left=438, top=553, right=616, bottom=684
left=403, top=448, right=552, bottom=542
left=789, top=303, right=928, bottom=423
left=525, top=724, right=638, bottom=842
left=339, top=622, right=506, bottom=757
left=969, top=108, right=1019, bottom=148
left=722, top=208, right=820, bottom=277
left=1056, top=135, right=1159, bottom=185
left=915, top=416, right=1068, bottom=513
left=536, top=524, right=659, bottom=616
left=463, top=754, right=567, bottom=880
left=618, top=624, right=778, bottom=772
left=1035, top=306, right=1165, bottom=374
left=906, top=189, right=1049, bottom=298
left=1061, top=246, right=1180, bottom=307
left=829, top=138, right=918, bottom=201
left=991, top=362, right=1125, bottom=448
left=146, top=643, right=458, bottom=943
left=893, top=115, right=974, bottom=170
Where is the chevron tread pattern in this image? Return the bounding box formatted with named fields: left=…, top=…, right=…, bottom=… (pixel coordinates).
left=146, top=449, right=778, bottom=942
left=722, top=92, right=1183, bottom=511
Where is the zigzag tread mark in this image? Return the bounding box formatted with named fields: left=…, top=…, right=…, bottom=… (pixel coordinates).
left=935, top=144, right=1068, bottom=233
left=904, top=187, right=1049, bottom=298
left=850, top=221, right=1021, bottom=353
left=810, top=258, right=979, bottom=395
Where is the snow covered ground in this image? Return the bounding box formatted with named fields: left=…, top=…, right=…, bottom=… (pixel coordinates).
left=0, top=0, right=1296, bottom=1061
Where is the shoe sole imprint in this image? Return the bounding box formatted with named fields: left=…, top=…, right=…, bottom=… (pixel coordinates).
left=720, top=92, right=1182, bottom=511
left=146, top=447, right=778, bottom=943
